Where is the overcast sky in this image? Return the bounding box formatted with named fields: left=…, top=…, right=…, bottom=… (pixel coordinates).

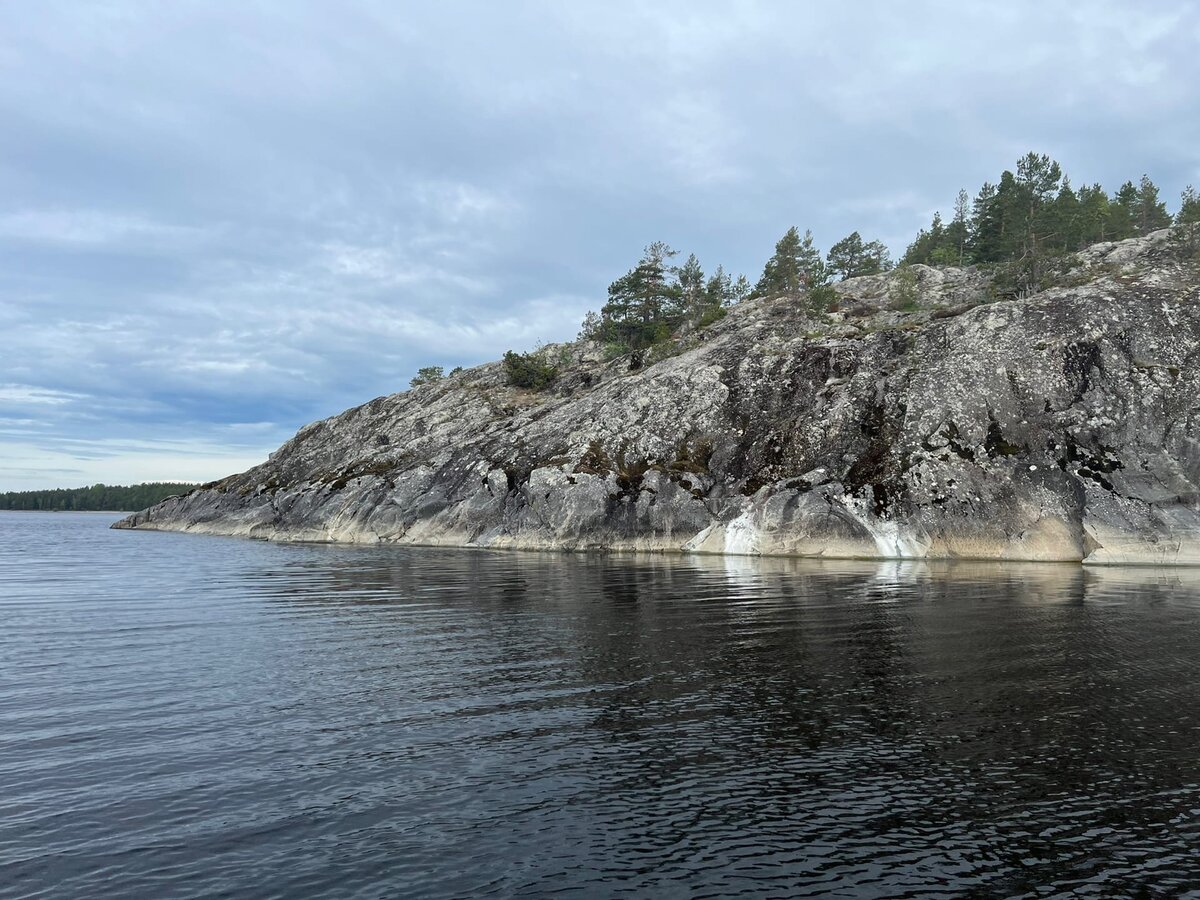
left=3, top=2, right=1198, bottom=490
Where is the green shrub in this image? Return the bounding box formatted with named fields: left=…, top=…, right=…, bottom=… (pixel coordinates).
left=577, top=310, right=603, bottom=342
left=502, top=350, right=558, bottom=390
left=602, top=340, right=632, bottom=360
left=410, top=365, right=444, bottom=387
left=890, top=267, right=920, bottom=310
left=807, top=283, right=839, bottom=313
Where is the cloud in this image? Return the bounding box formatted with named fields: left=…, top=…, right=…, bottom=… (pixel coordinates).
left=0, top=384, right=88, bottom=406
left=0, top=209, right=202, bottom=247
left=2, top=1, right=1199, bottom=488
left=318, top=242, right=495, bottom=293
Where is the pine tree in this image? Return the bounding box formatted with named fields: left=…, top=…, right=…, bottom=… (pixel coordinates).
left=578, top=310, right=603, bottom=341
left=904, top=211, right=949, bottom=265
left=1076, top=183, right=1112, bottom=245
left=704, top=264, right=732, bottom=307
left=828, top=231, right=891, bottom=279
left=410, top=365, right=444, bottom=387
left=796, top=231, right=828, bottom=293
left=1172, top=184, right=1200, bottom=258
left=968, top=181, right=1003, bottom=262
left=827, top=231, right=867, bottom=279
left=1050, top=177, right=1079, bottom=253
left=1110, top=181, right=1138, bottom=240
left=600, top=241, right=680, bottom=349
left=948, top=188, right=970, bottom=265
left=730, top=274, right=752, bottom=304
left=864, top=239, right=893, bottom=273
left=1133, top=174, right=1172, bottom=235
left=1012, top=153, right=1062, bottom=252
left=755, top=227, right=825, bottom=296
left=997, top=153, right=1063, bottom=295
left=676, top=253, right=706, bottom=316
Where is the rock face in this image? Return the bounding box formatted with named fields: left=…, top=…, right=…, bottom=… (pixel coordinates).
left=115, top=232, right=1200, bottom=564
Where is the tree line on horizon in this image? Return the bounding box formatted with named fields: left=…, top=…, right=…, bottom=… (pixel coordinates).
left=0, top=482, right=195, bottom=511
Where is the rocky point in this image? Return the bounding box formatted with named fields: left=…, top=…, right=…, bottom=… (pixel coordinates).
left=115, top=230, right=1200, bottom=565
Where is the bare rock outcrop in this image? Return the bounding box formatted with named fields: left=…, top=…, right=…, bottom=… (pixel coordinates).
left=116, top=231, right=1200, bottom=564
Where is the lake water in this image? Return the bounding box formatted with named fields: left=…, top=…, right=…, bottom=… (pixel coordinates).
left=3, top=511, right=1200, bottom=897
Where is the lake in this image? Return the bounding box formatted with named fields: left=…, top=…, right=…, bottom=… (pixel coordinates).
left=2, top=511, right=1199, bottom=897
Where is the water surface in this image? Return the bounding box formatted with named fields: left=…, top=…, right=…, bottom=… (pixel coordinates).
left=3, top=511, right=1200, bottom=897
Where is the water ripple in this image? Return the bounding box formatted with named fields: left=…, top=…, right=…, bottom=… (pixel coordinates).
left=3, top=512, right=1200, bottom=897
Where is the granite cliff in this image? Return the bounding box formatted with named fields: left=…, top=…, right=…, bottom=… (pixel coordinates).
left=116, top=231, right=1200, bottom=564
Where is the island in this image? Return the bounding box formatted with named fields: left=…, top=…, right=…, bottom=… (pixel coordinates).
left=115, top=226, right=1200, bottom=564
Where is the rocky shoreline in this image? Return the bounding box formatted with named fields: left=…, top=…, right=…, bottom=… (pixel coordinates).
left=116, top=231, right=1200, bottom=565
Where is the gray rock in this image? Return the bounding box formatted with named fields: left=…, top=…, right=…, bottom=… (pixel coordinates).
left=115, top=231, right=1200, bottom=564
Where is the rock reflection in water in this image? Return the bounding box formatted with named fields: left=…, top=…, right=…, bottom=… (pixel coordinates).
left=3, top=515, right=1200, bottom=897
left=237, top=549, right=1200, bottom=895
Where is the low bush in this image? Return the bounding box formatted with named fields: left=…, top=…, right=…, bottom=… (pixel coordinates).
left=502, top=350, right=558, bottom=390
left=410, top=365, right=444, bottom=387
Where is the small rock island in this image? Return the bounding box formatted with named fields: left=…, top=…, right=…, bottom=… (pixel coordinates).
left=116, top=225, right=1200, bottom=565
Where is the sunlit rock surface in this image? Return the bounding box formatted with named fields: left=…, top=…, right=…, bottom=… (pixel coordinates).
left=116, top=231, right=1200, bottom=564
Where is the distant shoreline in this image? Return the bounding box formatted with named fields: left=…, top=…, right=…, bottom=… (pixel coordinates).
left=0, top=482, right=195, bottom=513
left=1, top=509, right=131, bottom=514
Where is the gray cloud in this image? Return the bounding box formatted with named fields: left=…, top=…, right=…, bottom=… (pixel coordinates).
left=3, top=1, right=1199, bottom=488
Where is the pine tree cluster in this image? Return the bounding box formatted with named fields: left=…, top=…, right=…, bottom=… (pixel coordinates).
left=903, top=152, right=1196, bottom=294
left=497, top=152, right=1199, bottom=385
left=577, top=241, right=753, bottom=354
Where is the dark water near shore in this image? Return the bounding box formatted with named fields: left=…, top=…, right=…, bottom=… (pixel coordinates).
left=3, top=512, right=1200, bottom=897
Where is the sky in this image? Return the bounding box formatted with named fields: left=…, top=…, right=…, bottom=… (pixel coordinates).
left=3, top=1, right=1199, bottom=490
